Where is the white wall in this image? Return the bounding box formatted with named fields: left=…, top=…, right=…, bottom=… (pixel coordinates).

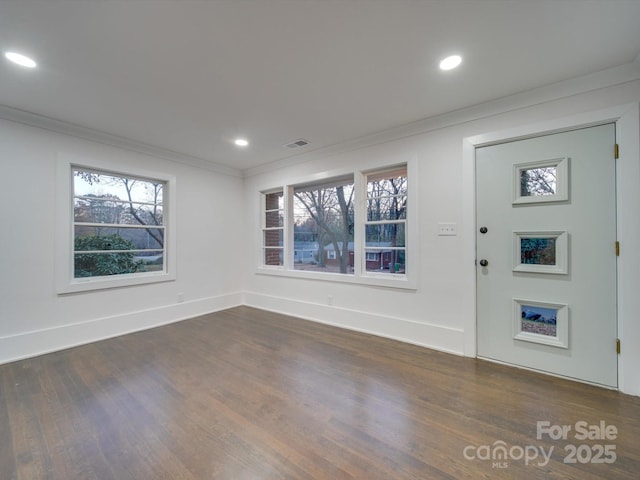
left=0, top=119, right=245, bottom=363
left=243, top=70, right=640, bottom=396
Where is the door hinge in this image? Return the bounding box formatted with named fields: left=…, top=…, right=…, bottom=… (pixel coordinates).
left=615, top=241, right=620, bottom=256
left=616, top=339, right=621, bottom=354
left=614, top=144, right=619, bottom=159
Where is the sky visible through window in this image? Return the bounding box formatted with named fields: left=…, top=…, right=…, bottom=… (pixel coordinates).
left=73, top=171, right=163, bottom=203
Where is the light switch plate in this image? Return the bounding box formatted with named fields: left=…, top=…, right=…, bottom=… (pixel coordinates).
left=438, top=223, right=457, bottom=236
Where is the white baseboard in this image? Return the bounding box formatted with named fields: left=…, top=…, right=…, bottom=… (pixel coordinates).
left=0, top=292, right=243, bottom=365
left=0, top=290, right=465, bottom=367
left=244, top=291, right=465, bottom=356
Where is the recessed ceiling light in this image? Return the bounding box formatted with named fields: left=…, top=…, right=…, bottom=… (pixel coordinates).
left=4, top=51, right=37, bottom=68
left=234, top=138, right=249, bottom=147
left=439, top=55, right=462, bottom=71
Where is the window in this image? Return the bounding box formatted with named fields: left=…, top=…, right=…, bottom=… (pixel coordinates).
left=56, top=155, right=176, bottom=293
left=364, top=166, right=407, bottom=274
left=293, top=176, right=354, bottom=273
left=259, top=162, right=414, bottom=289
left=73, top=168, right=165, bottom=278
left=262, top=190, right=284, bottom=266
left=366, top=252, right=379, bottom=261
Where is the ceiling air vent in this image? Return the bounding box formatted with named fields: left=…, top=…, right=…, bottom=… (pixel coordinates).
left=284, top=138, right=310, bottom=149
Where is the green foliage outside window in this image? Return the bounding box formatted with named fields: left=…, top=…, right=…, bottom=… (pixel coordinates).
left=74, top=234, right=143, bottom=277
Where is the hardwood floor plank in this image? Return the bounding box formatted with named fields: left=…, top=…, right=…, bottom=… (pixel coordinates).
left=1, top=305, right=639, bottom=479
left=0, top=371, right=17, bottom=479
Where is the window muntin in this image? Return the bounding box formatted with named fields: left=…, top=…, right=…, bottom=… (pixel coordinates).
left=263, top=190, right=284, bottom=266
left=292, top=176, right=354, bottom=273
left=364, top=166, right=407, bottom=275
left=72, top=168, right=166, bottom=278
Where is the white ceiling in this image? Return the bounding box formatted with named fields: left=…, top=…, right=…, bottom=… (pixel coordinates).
left=2, top=0, right=640, bottom=172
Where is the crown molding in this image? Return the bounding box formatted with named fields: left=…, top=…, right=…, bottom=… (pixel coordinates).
left=3, top=60, right=639, bottom=181
left=244, top=61, right=640, bottom=178
left=0, top=105, right=242, bottom=178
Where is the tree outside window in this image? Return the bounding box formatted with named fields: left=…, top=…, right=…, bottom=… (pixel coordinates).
left=293, top=177, right=354, bottom=274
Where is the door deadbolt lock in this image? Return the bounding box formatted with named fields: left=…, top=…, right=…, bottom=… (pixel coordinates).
left=479, top=259, right=489, bottom=267
left=479, top=226, right=488, bottom=234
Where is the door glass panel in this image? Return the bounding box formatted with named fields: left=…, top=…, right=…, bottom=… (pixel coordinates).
left=520, top=304, right=558, bottom=337
left=520, top=166, right=557, bottom=196
left=520, top=237, right=556, bottom=265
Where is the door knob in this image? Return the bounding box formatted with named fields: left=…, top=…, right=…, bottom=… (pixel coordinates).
left=479, top=259, right=489, bottom=267
left=479, top=226, right=488, bottom=234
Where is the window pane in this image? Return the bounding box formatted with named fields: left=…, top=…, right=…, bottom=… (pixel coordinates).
left=75, top=227, right=164, bottom=250
left=367, top=169, right=407, bottom=197
left=365, top=249, right=406, bottom=274
left=367, top=166, right=407, bottom=188
left=74, top=170, right=164, bottom=204
left=366, top=197, right=407, bottom=221
left=367, top=168, right=407, bottom=222
left=264, top=248, right=283, bottom=266
left=265, top=191, right=284, bottom=211
left=265, top=210, right=283, bottom=228
left=293, top=178, right=354, bottom=274
left=365, top=223, right=405, bottom=248
left=264, top=229, right=283, bottom=247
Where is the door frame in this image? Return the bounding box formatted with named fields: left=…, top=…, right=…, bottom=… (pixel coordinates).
left=462, top=103, right=640, bottom=395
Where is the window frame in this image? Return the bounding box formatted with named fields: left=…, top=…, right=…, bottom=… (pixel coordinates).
left=257, top=160, right=417, bottom=290
left=56, top=154, right=176, bottom=294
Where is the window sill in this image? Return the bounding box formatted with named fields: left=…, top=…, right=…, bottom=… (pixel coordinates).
left=255, top=267, right=417, bottom=290
left=57, top=271, right=175, bottom=295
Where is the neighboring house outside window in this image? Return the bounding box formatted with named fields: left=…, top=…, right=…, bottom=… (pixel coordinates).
left=366, top=252, right=379, bottom=262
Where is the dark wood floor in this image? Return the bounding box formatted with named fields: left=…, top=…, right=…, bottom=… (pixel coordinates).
left=1, top=306, right=639, bottom=479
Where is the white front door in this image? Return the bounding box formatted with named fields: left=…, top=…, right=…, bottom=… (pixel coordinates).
left=476, top=124, right=618, bottom=387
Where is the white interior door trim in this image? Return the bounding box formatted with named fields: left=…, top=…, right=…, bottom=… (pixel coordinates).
left=462, top=102, right=640, bottom=395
